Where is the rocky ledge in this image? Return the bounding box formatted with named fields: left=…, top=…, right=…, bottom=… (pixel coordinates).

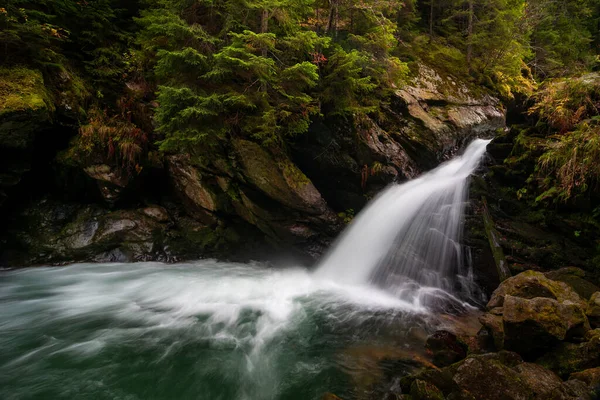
left=0, top=63, right=505, bottom=266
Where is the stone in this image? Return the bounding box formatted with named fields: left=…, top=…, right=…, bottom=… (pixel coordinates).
left=451, top=353, right=533, bottom=400
left=478, top=312, right=504, bottom=350
left=426, top=330, right=468, bottom=367
left=167, top=155, right=218, bottom=213
left=141, top=206, right=170, bottom=223
left=84, top=164, right=132, bottom=204
left=587, top=292, right=600, bottom=329
left=322, top=393, right=343, bottom=400
left=487, top=271, right=585, bottom=309
left=545, top=268, right=600, bottom=301
left=570, top=367, right=600, bottom=388
left=410, top=380, right=445, bottom=400
left=536, top=334, right=600, bottom=378
left=233, top=139, right=328, bottom=214
left=514, top=362, right=563, bottom=398
left=548, top=379, right=594, bottom=400
left=502, top=295, right=569, bottom=355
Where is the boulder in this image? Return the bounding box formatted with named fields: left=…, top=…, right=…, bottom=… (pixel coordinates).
left=536, top=333, right=600, bottom=378
left=0, top=68, right=52, bottom=207
left=513, top=362, right=563, bottom=398
left=410, top=380, right=445, bottom=400
left=478, top=312, right=504, bottom=350
left=451, top=353, right=533, bottom=400
left=501, top=295, right=590, bottom=355
left=167, top=154, right=218, bottom=216
left=587, top=292, right=600, bottom=329
left=544, top=268, right=600, bottom=301
left=409, top=351, right=579, bottom=400
left=569, top=367, right=600, bottom=388
left=426, top=330, right=468, bottom=367
left=233, top=139, right=328, bottom=214
left=548, top=380, right=594, bottom=400
left=322, top=393, right=343, bottom=400
left=487, top=271, right=585, bottom=309
left=84, top=164, right=132, bottom=204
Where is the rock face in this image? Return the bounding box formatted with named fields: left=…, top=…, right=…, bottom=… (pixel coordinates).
left=0, top=68, right=52, bottom=208
left=293, top=62, right=505, bottom=214
left=0, top=62, right=506, bottom=266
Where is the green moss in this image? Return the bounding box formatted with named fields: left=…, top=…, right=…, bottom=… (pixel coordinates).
left=0, top=67, right=52, bottom=117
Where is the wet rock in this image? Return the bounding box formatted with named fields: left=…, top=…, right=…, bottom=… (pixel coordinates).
left=451, top=352, right=533, bottom=400
left=426, top=330, right=468, bottom=367
left=549, top=379, right=594, bottom=400
left=141, top=206, right=170, bottom=223
left=410, top=379, right=444, bottom=400
left=84, top=164, right=132, bottom=204
left=487, top=271, right=585, bottom=309
left=514, top=362, right=563, bottom=398
left=0, top=199, right=173, bottom=265
left=478, top=312, right=504, bottom=350
left=545, top=268, right=600, bottom=301
left=322, top=393, right=343, bottom=400
left=536, top=333, right=600, bottom=378
left=167, top=154, right=218, bottom=214
left=570, top=367, right=600, bottom=388
left=587, top=292, right=600, bottom=329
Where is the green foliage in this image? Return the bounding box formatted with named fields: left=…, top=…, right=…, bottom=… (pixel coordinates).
left=522, top=75, right=600, bottom=202
left=137, top=0, right=410, bottom=154
left=60, top=108, right=148, bottom=172
left=526, top=0, right=599, bottom=78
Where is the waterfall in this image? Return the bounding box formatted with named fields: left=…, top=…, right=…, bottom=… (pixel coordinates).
left=315, top=139, right=491, bottom=301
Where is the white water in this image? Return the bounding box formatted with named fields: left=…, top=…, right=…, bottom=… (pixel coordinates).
left=0, top=139, right=491, bottom=399
left=0, top=261, right=435, bottom=400
left=316, top=139, right=491, bottom=300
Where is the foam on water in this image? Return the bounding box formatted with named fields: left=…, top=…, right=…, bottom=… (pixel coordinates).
left=0, top=139, right=491, bottom=399
left=0, top=261, right=435, bottom=400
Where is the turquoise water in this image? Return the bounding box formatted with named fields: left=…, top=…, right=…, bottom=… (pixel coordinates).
left=0, top=261, right=450, bottom=400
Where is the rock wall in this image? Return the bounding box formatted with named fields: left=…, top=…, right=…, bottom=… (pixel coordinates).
left=0, top=63, right=506, bottom=266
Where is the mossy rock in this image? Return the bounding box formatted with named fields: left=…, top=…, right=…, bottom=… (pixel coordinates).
left=488, top=270, right=585, bottom=309
left=586, top=292, right=600, bottom=329
left=0, top=67, right=52, bottom=149
left=545, top=268, right=600, bottom=301
left=410, top=380, right=444, bottom=400
left=233, top=139, right=327, bottom=214
left=536, top=335, right=600, bottom=378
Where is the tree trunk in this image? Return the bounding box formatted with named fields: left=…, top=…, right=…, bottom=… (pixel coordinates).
left=467, top=0, right=474, bottom=71
left=326, top=0, right=338, bottom=36
left=429, top=0, right=434, bottom=37
left=261, top=9, right=269, bottom=57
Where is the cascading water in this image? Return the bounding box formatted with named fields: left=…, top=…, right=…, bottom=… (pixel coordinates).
left=316, top=139, right=491, bottom=302
left=0, top=139, right=491, bottom=400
